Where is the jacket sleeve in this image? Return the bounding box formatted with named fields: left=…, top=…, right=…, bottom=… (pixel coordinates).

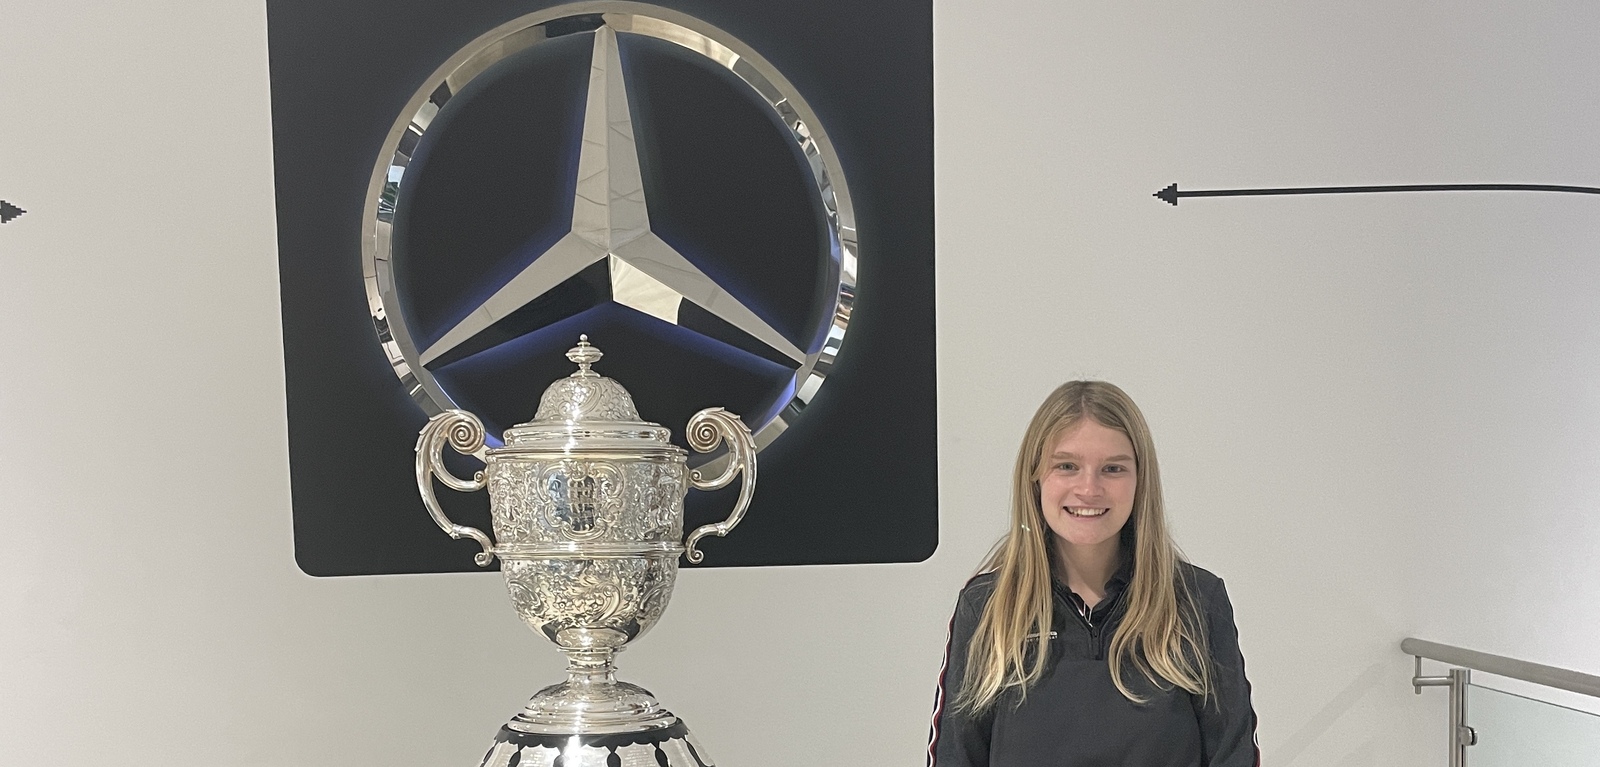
left=928, top=583, right=994, bottom=767
left=1195, top=577, right=1261, bottom=767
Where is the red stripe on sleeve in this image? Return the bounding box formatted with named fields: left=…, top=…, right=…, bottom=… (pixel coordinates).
left=926, top=607, right=959, bottom=767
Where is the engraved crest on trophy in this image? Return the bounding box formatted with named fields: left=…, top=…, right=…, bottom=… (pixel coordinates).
left=416, top=336, right=755, bottom=767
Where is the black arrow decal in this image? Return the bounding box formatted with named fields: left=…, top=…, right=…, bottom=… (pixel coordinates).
left=1155, top=182, right=1600, bottom=206
left=0, top=200, right=23, bottom=224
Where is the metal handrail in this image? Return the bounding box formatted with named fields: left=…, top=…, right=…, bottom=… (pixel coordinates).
left=1403, top=638, right=1600, bottom=767
left=1402, top=638, right=1600, bottom=699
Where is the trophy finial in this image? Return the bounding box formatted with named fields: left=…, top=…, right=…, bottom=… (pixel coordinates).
left=532, top=335, right=641, bottom=421
left=567, top=335, right=603, bottom=376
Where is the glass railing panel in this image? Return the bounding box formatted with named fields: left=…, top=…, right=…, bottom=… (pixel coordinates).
left=1468, top=683, right=1600, bottom=767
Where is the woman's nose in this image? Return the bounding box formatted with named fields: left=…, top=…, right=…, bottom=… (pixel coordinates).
left=1073, top=473, right=1103, bottom=497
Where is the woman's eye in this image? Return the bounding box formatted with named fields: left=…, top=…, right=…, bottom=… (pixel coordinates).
left=1103, top=464, right=1128, bottom=474
left=1055, top=463, right=1076, bottom=472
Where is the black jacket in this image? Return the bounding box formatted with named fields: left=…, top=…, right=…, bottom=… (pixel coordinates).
left=928, top=562, right=1259, bottom=767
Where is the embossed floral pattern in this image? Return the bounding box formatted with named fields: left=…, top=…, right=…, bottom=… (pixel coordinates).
left=534, top=376, right=640, bottom=423
left=502, top=557, right=677, bottom=648
left=487, top=459, right=685, bottom=544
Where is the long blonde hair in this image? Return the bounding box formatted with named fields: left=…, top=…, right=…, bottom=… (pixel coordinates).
left=956, top=381, right=1211, bottom=711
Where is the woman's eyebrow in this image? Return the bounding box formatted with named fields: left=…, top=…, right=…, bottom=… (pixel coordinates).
left=1049, top=452, right=1135, bottom=463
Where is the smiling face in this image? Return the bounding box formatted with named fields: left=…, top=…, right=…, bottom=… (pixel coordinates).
left=1038, top=417, right=1138, bottom=558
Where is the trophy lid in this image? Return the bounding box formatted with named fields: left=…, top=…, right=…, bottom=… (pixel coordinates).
left=499, top=336, right=678, bottom=451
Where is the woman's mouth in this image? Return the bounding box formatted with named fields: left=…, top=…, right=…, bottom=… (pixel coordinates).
left=1066, top=507, right=1108, bottom=518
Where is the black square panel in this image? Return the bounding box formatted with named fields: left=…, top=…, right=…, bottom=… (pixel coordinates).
left=267, top=0, right=935, bottom=575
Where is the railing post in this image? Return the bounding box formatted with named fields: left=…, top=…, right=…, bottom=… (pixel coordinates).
left=1412, top=656, right=1476, bottom=767
left=1448, top=668, right=1477, bottom=767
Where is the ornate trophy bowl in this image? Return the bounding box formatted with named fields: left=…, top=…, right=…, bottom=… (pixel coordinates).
left=416, top=336, right=754, bottom=767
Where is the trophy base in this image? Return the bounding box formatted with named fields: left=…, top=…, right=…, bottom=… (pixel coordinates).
left=477, top=718, right=715, bottom=767
left=510, top=675, right=677, bottom=734
left=477, top=654, right=716, bottom=767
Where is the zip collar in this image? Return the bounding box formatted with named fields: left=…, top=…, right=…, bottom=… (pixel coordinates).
left=1052, top=556, right=1133, bottom=628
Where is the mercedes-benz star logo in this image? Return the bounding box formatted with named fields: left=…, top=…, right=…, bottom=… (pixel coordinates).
left=420, top=26, right=805, bottom=370
left=362, top=4, right=856, bottom=451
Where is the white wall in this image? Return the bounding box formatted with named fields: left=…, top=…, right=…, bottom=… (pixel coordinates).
left=3, top=1, right=1598, bottom=765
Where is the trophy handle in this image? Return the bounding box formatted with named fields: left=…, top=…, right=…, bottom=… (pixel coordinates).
left=682, top=408, right=758, bottom=564
left=415, top=410, right=497, bottom=566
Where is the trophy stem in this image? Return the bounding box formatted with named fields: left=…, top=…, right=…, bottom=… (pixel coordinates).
left=564, top=648, right=619, bottom=686
left=507, top=645, right=675, bottom=736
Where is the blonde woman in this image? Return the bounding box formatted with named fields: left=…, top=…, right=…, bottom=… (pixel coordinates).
left=927, top=381, right=1258, bottom=766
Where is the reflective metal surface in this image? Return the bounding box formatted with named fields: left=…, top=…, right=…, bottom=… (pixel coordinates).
left=479, top=720, right=715, bottom=767
left=415, top=336, right=754, bottom=757
left=364, top=1, right=857, bottom=453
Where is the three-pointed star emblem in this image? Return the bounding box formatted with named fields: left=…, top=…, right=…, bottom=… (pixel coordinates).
left=366, top=7, right=858, bottom=449
left=418, top=26, right=805, bottom=370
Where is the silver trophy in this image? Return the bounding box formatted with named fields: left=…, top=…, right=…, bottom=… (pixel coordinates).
left=415, top=336, right=755, bottom=767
